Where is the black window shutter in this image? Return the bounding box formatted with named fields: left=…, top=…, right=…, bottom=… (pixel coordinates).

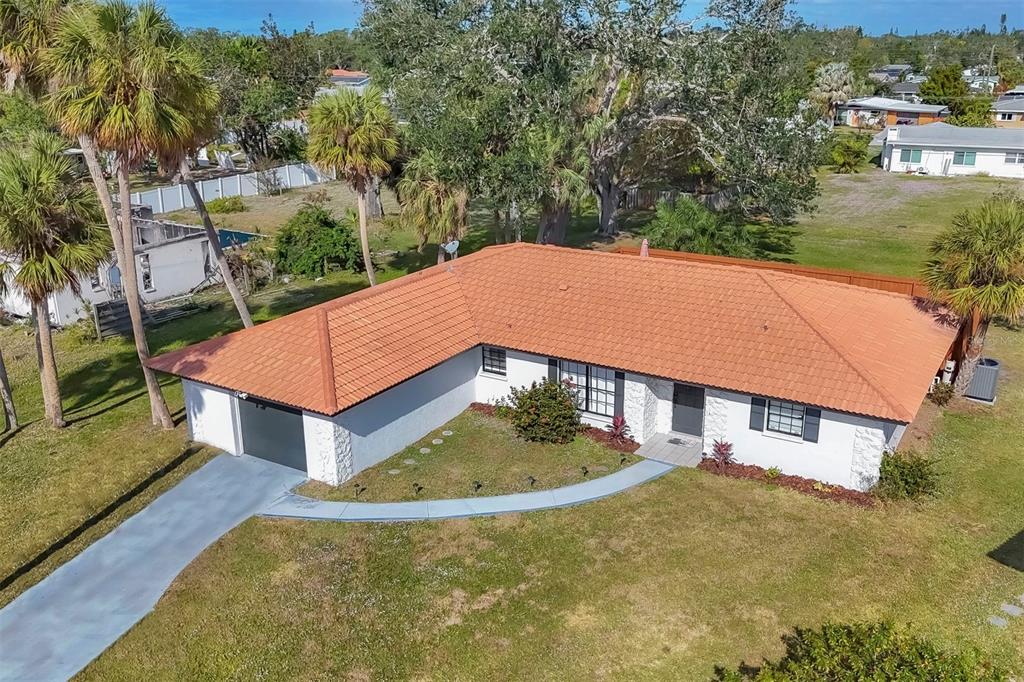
left=548, top=358, right=558, bottom=382
left=749, top=397, right=766, bottom=431
left=803, top=408, right=821, bottom=443
left=614, top=371, right=625, bottom=417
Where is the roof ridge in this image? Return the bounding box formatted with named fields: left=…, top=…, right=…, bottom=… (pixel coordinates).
left=316, top=308, right=338, bottom=414
left=756, top=271, right=910, bottom=421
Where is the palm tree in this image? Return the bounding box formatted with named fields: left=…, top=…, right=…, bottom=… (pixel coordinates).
left=922, top=192, right=1024, bottom=322
left=148, top=30, right=254, bottom=328
left=308, top=86, right=399, bottom=286
left=44, top=0, right=185, bottom=429
left=397, top=151, right=468, bottom=264
left=529, top=125, right=590, bottom=245
left=0, top=0, right=66, bottom=93
left=809, top=62, right=856, bottom=127
left=0, top=348, right=16, bottom=432
left=0, top=133, right=110, bottom=428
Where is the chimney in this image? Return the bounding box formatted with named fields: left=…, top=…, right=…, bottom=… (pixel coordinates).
left=640, top=239, right=650, bottom=258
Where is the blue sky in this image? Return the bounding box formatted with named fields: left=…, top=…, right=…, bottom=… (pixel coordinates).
left=163, top=0, right=1019, bottom=35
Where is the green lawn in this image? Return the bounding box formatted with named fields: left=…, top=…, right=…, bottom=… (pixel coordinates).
left=81, top=329, right=1024, bottom=679
left=790, top=169, right=1011, bottom=276
left=298, top=410, right=640, bottom=503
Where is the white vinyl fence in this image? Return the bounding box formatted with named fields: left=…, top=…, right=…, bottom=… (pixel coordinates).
left=130, top=163, right=332, bottom=214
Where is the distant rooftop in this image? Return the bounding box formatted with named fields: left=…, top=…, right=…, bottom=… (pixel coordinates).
left=993, top=97, right=1024, bottom=113
left=886, top=122, right=1024, bottom=150
left=842, top=96, right=946, bottom=114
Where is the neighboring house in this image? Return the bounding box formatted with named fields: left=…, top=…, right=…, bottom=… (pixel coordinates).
left=966, top=74, right=999, bottom=94
left=1000, top=85, right=1024, bottom=99
left=867, top=64, right=913, bottom=83
left=881, top=122, right=1024, bottom=178
left=149, top=244, right=961, bottom=493
left=1, top=219, right=256, bottom=326
left=315, top=68, right=371, bottom=98
left=890, top=81, right=921, bottom=103
left=836, top=97, right=948, bottom=128
left=992, top=97, right=1024, bottom=128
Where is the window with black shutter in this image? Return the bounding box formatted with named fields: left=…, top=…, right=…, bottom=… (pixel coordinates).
left=481, top=346, right=507, bottom=376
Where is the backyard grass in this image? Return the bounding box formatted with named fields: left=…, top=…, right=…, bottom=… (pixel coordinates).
left=81, top=328, right=1024, bottom=679
left=298, top=410, right=640, bottom=503
left=791, top=169, right=1011, bottom=276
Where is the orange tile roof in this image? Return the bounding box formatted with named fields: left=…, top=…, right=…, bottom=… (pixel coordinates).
left=148, top=244, right=960, bottom=422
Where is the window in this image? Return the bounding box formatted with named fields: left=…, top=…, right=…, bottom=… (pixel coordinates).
left=998, top=113, right=1014, bottom=121
left=558, top=361, right=618, bottom=417
left=139, top=254, right=154, bottom=291
left=89, top=268, right=102, bottom=291
left=899, top=148, right=922, bottom=163
left=481, top=346, right=506, bottom=376
left=1005, top=152, right=1024, bottom=164
left=952, top=150, right=976, bottom=166
left=766, top=400, right=805, bottom=437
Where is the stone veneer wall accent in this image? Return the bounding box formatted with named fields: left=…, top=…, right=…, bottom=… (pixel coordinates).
left=303, top=412, right=354, bottom=485
left=849, top=425, right=885, bottom=491
left=647, top=377, right=674, bottom=435
left=623, top=375, right=651, bottom=442
left=702, top=389, right=730, bottom=448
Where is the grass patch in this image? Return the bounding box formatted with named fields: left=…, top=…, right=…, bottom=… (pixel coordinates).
left=298, top=410, right=640, bottom=502
left=81, top=330, right=1024, bottom=679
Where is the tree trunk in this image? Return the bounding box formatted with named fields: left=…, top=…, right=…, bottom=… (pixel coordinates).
left=115, top=158, right=175, bottom=429
left=492, top=208, right=504, bottom=245
left=367, top=177, right=384, bottom=219
left=536, top=200, right=571, bottom=245
left=437, top=244, right=446, bottom=265
left=0, top=348, right=18, bottom=433
left=595, top=175, right=622, bottom=237
left=179, top=160, right=254, bottom=328
left=508, top=201, right=522, bottom=242
left=33, top=299, right=65, bottom=428
left=356, top=191, right=377, bottom=286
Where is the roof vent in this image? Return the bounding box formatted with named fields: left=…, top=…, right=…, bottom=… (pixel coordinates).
left=640, top=239, right=650, bottom=257
left=558, top=283, right=569, bottom=292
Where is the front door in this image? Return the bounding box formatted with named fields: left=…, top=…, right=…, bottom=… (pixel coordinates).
left=671, top=383, right=705, bottom=436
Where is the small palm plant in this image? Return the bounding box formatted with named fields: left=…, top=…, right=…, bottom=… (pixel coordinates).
left=308, top=86, right=399, bottom=286
left=921, top=192, right=1024, bottom=323
left=0, top=133, right=110, bottom=427
left=397, top=150, right=468, bottom=264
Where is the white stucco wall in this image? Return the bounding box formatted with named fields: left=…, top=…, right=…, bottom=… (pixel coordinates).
left=475, top=348, right=548, bottom=404
left=883, top=143, right=1024, bottom=179
left=182, top=379, right=240, bottom=454
left=302, top=411, right=353, bottom=485
left=335, top=348, right=480, bottom=475
left=702, top=388, right=893, bottom=491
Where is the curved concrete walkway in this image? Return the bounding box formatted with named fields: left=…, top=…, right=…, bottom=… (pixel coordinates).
left=261, top=458, right=675, bottom=521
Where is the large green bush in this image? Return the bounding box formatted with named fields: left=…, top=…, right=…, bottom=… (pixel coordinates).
left=875, top=450, right=939, bottom=501
left=644, top=198, right=755, bottom=258
left=273, top=205, right=363, bottom=278
left=507, top=380, right=581, bottom=444
left=205, top=195, right=246, bottom=214
left=829, top=133, right=871, bottom=174
left=714, top=621, right=1006, bottom=681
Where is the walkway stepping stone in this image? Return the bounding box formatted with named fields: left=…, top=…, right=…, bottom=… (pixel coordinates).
left=988, top=616, right=1009, bottom=628
left=418, top=447, right=431, bottom=454
left=402, top=459, right=417, bottom=465
left=442, top=430, right=453, bottom=436
left=1000, top=603, right=1023, bottom=617
left=387, top=469, right=402, bottom=475
left=431, top=438, right=443, bottom=445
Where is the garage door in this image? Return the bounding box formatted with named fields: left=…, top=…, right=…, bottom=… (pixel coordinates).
left=237, top=397, right=307, bottom=472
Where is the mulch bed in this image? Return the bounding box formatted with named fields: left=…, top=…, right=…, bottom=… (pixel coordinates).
left=468, top=402, right=640, bottom=454
left=697, top=460, right=876, bottom=508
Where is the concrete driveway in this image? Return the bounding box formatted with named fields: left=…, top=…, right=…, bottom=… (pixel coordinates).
left=0, top=455, right=305, bottom=682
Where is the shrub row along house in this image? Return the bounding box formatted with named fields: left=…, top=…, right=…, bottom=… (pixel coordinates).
left=149, top=244, right=961, bottom=492
left=881, top=123, right=1024, bottom=179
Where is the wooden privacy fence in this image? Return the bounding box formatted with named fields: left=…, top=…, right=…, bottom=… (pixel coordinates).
left=614, top=246, right=931, bottom=297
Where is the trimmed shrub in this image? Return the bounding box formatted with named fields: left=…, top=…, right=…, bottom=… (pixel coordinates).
left=930, top=381, right=956, bottom=406
left=605, top=415, right=632, bottom=446
left=205, top=195, right=246, bottom=214
left=706, top=439, right=735, bottom=470
left=875, top=450, right=939, bottom=500
left=829, top=133, right=871, bottom=174
left=273, top=205, right=363, bottom=278
left=507, top=380, right=581, bottom=444
left=714, top=621, right=1005, bottom=681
